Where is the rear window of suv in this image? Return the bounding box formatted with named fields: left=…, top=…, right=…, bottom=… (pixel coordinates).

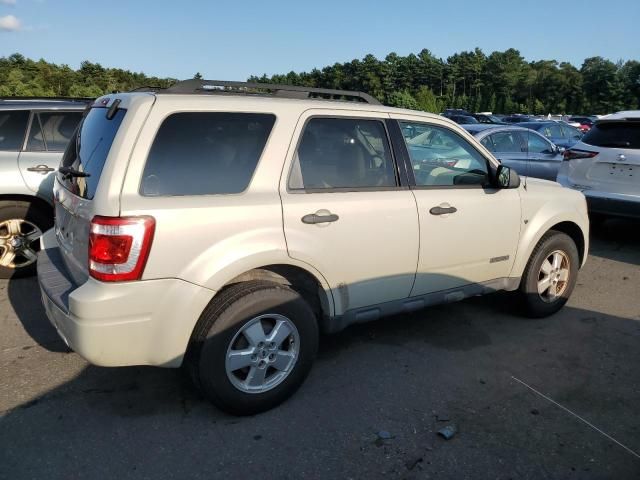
left=59, top=107, right=126, bottom=199
left=582, top=121, right=640, bottom=149
left=140, top=112, right=276, bottom=196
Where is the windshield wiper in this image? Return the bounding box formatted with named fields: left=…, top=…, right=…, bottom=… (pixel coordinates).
left=59, top=166, right=91, bottom=179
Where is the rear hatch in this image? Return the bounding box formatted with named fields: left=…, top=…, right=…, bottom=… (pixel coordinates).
left=567, top=120, right=640, bottom=195
left=54, top=101, right=128, bottom=285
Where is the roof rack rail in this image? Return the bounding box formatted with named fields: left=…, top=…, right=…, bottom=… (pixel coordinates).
left=0, top=96, right=93, bottom=103
left=159, top=79, right=381, bottom=105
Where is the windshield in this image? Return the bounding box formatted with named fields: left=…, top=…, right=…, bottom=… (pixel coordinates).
left=58, top=107, right=126, bottom=199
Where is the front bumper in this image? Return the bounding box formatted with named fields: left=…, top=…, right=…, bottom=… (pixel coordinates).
left=37, top=244, right=214, bottom=367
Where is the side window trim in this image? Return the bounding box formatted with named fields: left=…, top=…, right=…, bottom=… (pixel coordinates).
left=31, top=113, right=48, bottom=152
left=286, top=115, right=403, bottom=193
left=396, top=119, right=495, bottom=190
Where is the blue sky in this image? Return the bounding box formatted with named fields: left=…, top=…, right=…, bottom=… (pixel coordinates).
left=1, top=0, right=639, bottom=80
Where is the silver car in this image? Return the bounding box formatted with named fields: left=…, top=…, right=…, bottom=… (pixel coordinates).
left=462, top=124, right=564, bottom=181
left=557, top=111, right=640, bottom=220
left=0, top=98, right=86, bottom=278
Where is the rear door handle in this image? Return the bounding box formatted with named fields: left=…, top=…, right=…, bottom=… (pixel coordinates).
left=27, top=164, right=55, bottom=174
left=429, top=205, right=457, bottom=215
left=301, top=213, right=339, bottom=224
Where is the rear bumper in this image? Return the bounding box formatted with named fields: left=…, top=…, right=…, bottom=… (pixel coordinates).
left=584, top=191, right=640, bottom=219
left=38, top=245, right=215, bottom=367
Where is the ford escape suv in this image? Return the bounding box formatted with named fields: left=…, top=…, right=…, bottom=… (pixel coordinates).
left=38, top=80, right=589, bottom=415
left=0, top=98, right=86, bottom=278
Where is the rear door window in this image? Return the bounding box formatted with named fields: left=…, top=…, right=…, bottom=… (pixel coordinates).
left=489, top=131, right=524, bottom=153
left=27, top=112, right=83, bottom=152
left=582, top=122, right=640, bottom=149
left=59, top=107, right=126, bottom=199
left=0, top=110, right=29, bottom=151
left=141, top=112, right=276, bottom=196
left=39, top=112, right=83, bottom=151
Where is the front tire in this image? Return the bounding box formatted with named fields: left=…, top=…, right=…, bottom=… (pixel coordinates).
left=518, top=231, right=579, bottom=318
left=0, top=201, right=52, bottom=279
left=186, top=280, right=319, bottom=415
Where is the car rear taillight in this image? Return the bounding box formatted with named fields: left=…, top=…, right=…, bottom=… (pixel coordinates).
left=563, top=149, right=598, bottom=161
left=89, top=216, right=155, bottom=282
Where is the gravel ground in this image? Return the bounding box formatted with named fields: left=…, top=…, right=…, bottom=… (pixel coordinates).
left=1, top=219, right=639, bottom=480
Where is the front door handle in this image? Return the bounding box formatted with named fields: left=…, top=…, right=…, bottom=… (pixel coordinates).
left=429, top=205, right=457, bottom=216
left=301, top=212, right=339, bottom=224
left=27, top=164, right=55, bottom=174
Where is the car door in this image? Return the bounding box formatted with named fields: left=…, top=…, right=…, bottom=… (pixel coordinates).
left=280, top=111, right=419, bottom=314
left=0, top=109, right=30, bottom=191
left=392, top=115, right=521, bottom=295
left=481, top=129, right=528, bottom=175
left=18, top=111, right=83, bottom=196
left=524, top=130, right=563, bottom=180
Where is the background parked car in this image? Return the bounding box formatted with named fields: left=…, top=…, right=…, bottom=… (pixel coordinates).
left=445, top=114, right=479, bottom=125
left=472, top=113, right=506, bottom=124
left=518, top=121, right=583, bottom=149
left=502, top=115, right=537, bottom=124
left=569, top=116, right=596, bottom=132
left=463, top=124, right=564, bottom=181
left=0, top=98, right=87, bottom=278
left=557, top=111, right=640, bottom=220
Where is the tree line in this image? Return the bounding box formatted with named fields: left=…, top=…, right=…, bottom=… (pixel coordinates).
left=250, top=48, right=640, bottom=115
left=1, top=49, right=638, bottom=114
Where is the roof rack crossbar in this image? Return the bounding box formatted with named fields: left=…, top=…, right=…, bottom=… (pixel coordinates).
left=0, top=96, right=93, bottom=102
left=162, top=79, right=381, bottom=105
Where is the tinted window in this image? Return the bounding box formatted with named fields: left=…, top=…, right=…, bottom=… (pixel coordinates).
left=289, top=118, right=396, bottom=190
left=489, top=131, right=523, bottom=153
left=547, top=124, right=563, bottom=138
left=0, top=110, right=29, bottom=151
left=561, top=124, right=582, bottom=140
left=480, top=136, right=494, bottom=150
left=142, top=112, right=275, bottom=196
left=526, top=132, right=553, bottom=154
left=39, top=112, right=83, bottom=151
left=26, top=115, right=46, bottom=151
left=401, top=122, right=488, bottom=187
left=582, top=122, right=640, bottom=149
left=60, top=107, right=126, bottom=199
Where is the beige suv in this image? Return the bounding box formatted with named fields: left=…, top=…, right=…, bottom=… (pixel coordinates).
left=38, top=80, right=589, bottom=415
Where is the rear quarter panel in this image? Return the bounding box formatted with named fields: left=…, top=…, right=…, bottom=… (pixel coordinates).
left=118, top=96, right=333, bottom=313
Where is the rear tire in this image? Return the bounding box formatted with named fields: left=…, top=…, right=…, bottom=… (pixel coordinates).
left=518, top=231, right=579, bottom=318
left=185, top=280, right=319, bottom=415
left=0, top=201, right=52, bottom=279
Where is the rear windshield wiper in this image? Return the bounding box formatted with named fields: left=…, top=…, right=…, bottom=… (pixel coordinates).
left=59, top=166, right=91, bottom=179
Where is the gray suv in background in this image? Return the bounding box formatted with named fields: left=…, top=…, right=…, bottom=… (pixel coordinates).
left=0, top=98, right=86, bottom=278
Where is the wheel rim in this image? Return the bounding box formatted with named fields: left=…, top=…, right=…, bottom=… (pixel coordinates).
left=537, top=250, right=570, bottom=303
left=225, top=314, right=300, bottom=394
left=0, top=219, right=42, bottom=270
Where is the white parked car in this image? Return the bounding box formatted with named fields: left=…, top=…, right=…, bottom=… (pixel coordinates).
left=38, top=80, right=589, bottom=415
left=557, top=111, right=640, bottom=220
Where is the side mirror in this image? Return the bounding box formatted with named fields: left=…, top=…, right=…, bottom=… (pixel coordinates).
left=556, top=146, right=566, bottom=155
left=496, top=165, right=521, bottom=189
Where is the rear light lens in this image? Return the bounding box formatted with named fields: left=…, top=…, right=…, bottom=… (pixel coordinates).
left=563, top=149, right=598, bottom=161
left=89, top=216, right=155, bottom=282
